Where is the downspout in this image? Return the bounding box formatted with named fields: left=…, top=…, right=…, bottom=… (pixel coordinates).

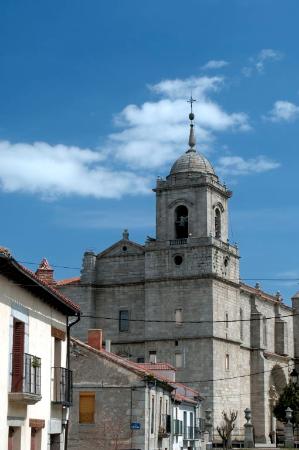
left=64, top=312, right=81, bottom=450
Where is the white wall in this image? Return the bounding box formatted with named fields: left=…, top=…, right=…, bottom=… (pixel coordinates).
left=0, top=274, right=69, bottom=450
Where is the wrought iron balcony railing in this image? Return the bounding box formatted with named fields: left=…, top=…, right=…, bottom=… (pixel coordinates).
left=51, top=367, right=73, bottom=406
left=9, top=353, right=41, bottom=404
left=183, top=426, right=199, bottom=440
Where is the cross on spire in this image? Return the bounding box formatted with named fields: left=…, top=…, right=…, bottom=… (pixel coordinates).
left=187, top=95, right=196, bottom=115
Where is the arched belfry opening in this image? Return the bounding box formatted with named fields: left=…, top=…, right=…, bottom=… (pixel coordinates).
left=175, top=205, right=188, bottom=239
left=215, top=208, right=221, bottom=239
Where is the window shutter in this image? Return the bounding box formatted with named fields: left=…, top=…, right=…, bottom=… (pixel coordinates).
left=79, top=392, right=95, bottom=423
left=12, top=320, right=25, bottom=392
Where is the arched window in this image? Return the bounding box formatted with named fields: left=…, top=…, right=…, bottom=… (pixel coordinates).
left=175, top=205, right=188, bottom=239
left=215, top=208, right=221, bottom=239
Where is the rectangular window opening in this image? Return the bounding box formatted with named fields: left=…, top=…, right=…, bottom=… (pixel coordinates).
left=79, top=391, right=95, bottom=424
left=119, top=310, right=129, bottom=332
left=175, top=352, right=183, bottom=369
left=225, top=354, right=230, bottom=371
left=175, top=309, right=183, bottom=326
left=149, top=351, right=157, bottom=364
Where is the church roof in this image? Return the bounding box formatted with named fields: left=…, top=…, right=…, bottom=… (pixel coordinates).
left=170, top=149, right=215, bottom=176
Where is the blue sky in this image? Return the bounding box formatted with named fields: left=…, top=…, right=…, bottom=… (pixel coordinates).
left=0, top=0, right=299, bottom=301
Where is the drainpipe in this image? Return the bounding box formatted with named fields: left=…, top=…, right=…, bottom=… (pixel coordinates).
left=64, top=312, right=81, bottom=450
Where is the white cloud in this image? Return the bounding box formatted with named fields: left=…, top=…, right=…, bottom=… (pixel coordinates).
left=0, top=74, right=254, bottom=200
left=148, top=75, right=223, bottom=99
left=107, top=75, right=250, bottom=169
left=201, top=60, right=229, bottom=70
left=242, top=48, right=283, bottom=77
left=264, top=100, right=299, bottom=122
left=216, top=155, right=280, bottom=176
left=0, top=141, right=151, bottom=199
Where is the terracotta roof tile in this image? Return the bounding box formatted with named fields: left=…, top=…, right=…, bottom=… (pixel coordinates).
left=0, top=254, right=80, bottom=314
left=57, top=277, right=81, bottom=286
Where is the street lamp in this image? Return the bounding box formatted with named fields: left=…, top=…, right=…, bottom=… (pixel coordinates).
left=290, top=368, right=298, bottom=385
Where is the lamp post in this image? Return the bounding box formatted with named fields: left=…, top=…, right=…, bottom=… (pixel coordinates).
left=290, top=368, right=298, bottom=385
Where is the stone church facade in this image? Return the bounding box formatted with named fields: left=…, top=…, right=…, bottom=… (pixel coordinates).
left=58, top=114, right=299, bottom=444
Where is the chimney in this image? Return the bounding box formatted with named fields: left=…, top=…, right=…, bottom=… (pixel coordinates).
left=105, top=339, right=111, bottom=352
left=88, top=329, right=103, bottom=351
left=35, top=258, right=55, bottom=285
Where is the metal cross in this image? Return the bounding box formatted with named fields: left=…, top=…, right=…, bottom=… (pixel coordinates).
left=187, top=95, right=197, bottom=113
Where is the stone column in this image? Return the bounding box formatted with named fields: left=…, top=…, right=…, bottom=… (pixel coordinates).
left=285, top=407, right=294, bottom=448
left=244, top=408, right=254, bottom=448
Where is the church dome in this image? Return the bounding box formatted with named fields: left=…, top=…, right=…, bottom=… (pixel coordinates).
left=169, top=103, right=215, bottom=177
left=170, top=149, right=215, bottom=176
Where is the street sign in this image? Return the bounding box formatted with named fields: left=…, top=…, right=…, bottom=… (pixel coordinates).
left=130, top=422, right=141, bottom=430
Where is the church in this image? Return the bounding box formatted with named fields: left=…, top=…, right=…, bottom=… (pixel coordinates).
left=58, top=108, right=299, bottom=444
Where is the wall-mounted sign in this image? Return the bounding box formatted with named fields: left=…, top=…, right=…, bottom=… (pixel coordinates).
left=130, top=422, right=141, bottom=430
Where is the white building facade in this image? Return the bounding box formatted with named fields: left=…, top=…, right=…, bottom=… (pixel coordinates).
left=0, top=249, right=80, bottom=450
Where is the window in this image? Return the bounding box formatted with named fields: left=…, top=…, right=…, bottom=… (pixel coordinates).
left=263, top=317, right=267, bottom=347
left=151, top=396, right=155, bottom=434
left=119, top=310, right=129, bottom=332
left=175, top=205, right=188, bottom=239
left=183, top=411, right=187, bottom=438
left=225, top=313, right=229, bottom=329
left=174, top=255, right=183, bottom=265
left=11, top=319, right=25, bottom=392
left=175, top=309, right=183, bottom=325
left=215, top=208, right=221, bottom=239
left=175, top=352, right=183, bottom=368
left=79, top=392, right=95, bottom=423
left=190, top=412, right=194, bottom=439
left=225, top=354, right=230, bottom=370
left=137, top=357, right=145, bottom=363
left=159, top=397, right=163, bottom=427
left=240, top=308, right=244, bottom=341
left=30, top=428, right=42, bottom=450
left=149, top=351, right=157, bottom=363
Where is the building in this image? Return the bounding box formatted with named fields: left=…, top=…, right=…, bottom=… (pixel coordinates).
left=58, top=111, right=298, bottom=444
left=0, top=248, right=80, bottom=450
left=68, top=329, right=202, bottom=450
left=138, top=363, right=203, bottom=450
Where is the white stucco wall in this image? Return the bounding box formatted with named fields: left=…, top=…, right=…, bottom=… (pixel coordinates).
left=0, top=273, right=69, bottom=450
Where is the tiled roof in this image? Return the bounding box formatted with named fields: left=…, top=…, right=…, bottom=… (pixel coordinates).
left=71, top=338, right=202, bottom=403
left=57, top=277, right=81, bottom=286
left=138, top=363, right=176, bottom=371
left=0, top=252, right=80, bottom=314
left=240, top=282, right=293, bottom=309
left=71, top=337, right=173, bottom=385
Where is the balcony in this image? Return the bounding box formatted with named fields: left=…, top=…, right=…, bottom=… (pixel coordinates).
left=9, top=353, right=41, bottom=404
left=158, top=414, right=171, bottom=438
left=51, top=367, right=73, bottom=406
left=169, top=238, right=188, bottom=246
left=183, top=426, right=200, bottom=440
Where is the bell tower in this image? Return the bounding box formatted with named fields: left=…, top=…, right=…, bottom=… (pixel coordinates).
left=154, top=101, right=232, bottom=245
